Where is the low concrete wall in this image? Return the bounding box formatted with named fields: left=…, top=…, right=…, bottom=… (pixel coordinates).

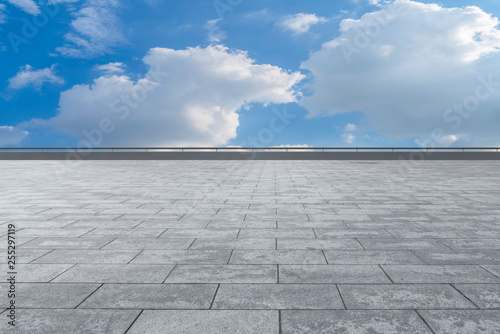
left=1, top=151, right=500, bottom=160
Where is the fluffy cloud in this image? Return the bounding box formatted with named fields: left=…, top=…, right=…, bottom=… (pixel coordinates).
left=8, top=65, right=65, bottom=90
left=95, top=62, right=126, bottom=75
left=56, top=0, right=125, bottom=58
left=278, top=13, right=327, bottom=34
left=28, top=45, right=304, bottom=146
left=204, top=19, right=227, bottom=43
left=6, top=0, right=40, bottom=15
left=0, top=126, right=29, bottom=146
left=300, top=0, right=500, bottom=145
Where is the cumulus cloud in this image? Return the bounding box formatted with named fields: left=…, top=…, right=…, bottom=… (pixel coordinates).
left=300, top=0, right=500, bottom=145
left=6, top=0, right=40, bottom=15
left=95, top=62, right=126, bottom=75
left=0, top=126, right=29, bottom=146
left=27, top=45, right=304, bottom=146
left=204, top=19, right=227, bottom=43
left=56, top=0, right=125, bottom=58
left=8, top=65, right=65, bottom=90
left=278, top=13, right=327, bottom=34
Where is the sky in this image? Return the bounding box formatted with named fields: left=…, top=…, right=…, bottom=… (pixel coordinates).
left=1, top=0, right=500, bottom=148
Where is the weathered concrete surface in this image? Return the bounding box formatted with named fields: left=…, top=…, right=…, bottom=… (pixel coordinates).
left=1, top=160, right=499, bottom=333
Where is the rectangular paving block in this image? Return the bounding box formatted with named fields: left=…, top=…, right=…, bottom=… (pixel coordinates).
left=212, top=284, right=344, bottom=309
left=17, top=264, right=74, bottom=282
left=165, top=265, right=277, bottom=283
left=160, top=228, right=240, bottom=238
left=0, top=309, right=140, bottom=334
left=439, top=239, right=500, bottom=250
left=52, top=264, right=174, bottom=283
left=238, top=229, right=316, bottom=238
left=358, top=239, right=449, bottom=250
left=102, top=237, right=195, bottom=250
left=127, top=310, right=278, bottom=334
left=229, top=250, right=327, bottom=264
left=324, top=250, right=424, bottom=265
left=278, top=239, right=364, bottom=250
left=338, top=284, right=476, bottom=309
left=279, top=265, right=391, bottom=283
left=20, top=237, right=114, bottom=249
left=281, top=310, right=433, bottom=334
left=9, top=283, right=100, bottom=308
left=79, top=283, right=218, bottom=309
left=454, top=284, right=500, bottom=308
left=82, top=228, right=166, bottom=238
left=419, top=310, right=500, bottom=334
left=190, top=239, right=276, bottom=250
left=32, top=249, right=142, bottom=264
left=131, top=249, right=232, bottom=264
left=482, top=265, right=500, bottom=277
left=382, top=265, right=500, bottom=283
left=16, top=228, right=93, bottom=237
left=413, top=251, right=500, bottom=265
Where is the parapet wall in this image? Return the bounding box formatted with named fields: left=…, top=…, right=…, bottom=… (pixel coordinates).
left=1, top=151, right=500, bottom=160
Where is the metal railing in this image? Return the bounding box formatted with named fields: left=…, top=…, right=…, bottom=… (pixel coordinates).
left=1, top=147, right=499, bottom=152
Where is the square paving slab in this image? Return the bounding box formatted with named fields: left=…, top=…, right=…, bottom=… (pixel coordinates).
left=1, top=160, right=499, bottom=333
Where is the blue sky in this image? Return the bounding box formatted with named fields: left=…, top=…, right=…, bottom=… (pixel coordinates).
left=1, top=0, right=500, bottom=147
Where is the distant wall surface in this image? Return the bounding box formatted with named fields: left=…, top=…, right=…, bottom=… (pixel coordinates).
left=1, top=151, right=500, bottom=160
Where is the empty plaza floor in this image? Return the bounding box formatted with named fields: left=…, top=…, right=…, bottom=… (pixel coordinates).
left=1, top=160, right=500, bottom=333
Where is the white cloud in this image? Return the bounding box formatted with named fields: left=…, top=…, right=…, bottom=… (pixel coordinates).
left=0, top=126, right=29, bottom=146
left=345, top=123, right=356, bottom=131
left=278, top=13, right=327, bottom=34
left=300, top=0, right=500, bottom=145
left=204, top=19, right=227, bottom=43
left=48, top=0, right=80, bottom=4
left=95, top=62, right=126, bottom=75
left=6, top=0, right=40, bottom=15
left=27, top=45, right=304, bottom=146
left=56, top=0, right=125, bottom=58
left=8, top=65, right=65, bottom=90
left=0, top=4, right=7, bottom=24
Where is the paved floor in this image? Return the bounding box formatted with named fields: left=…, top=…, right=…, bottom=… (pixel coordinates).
left=1, top=160, right=500, bottom=333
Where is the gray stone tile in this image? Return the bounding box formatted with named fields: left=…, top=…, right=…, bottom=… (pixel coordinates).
left=127, top=310, right=278, bottom=334
left=32, top=249, right=141, bottom=264
left=79, top=284, right=217, bottom=309
left=338, top=284, right=476, bottom=309
left=165, top=265, right=277, bottom=283
left=17, top=264, right=74, bottom=282
left=0, top=309, right=140, bottom=334
left=13, top=283, right=100, bottom=308
left=83, top=228, right=166, bottom=238
left=190, top=239, right=276, bottom=250
left=414, top=251, right=500, bottom=265
left=454, top=284, right=500, bottom=308
left=324, top=250, right=424, bottom=264
left=440, top=239, right=500, bottom=250
left=358, top=239, right=449, bottom=250
left=0, top=249, right=53, bottom=264
left=279, top=265, right=390, bottom=283
left=419, top=310, right=500, bottom=334
left=130, top=250, right=231, bottom=264
left=102, top=237, right=194, bottom=250
left=386, top=230, right=470, bottom=238
left=281, top=310, right=433, bottom=334
left=213, top=284, right=344, bottom=309
left=482, top=265, right=500, bottom=277
left=230, top=250, right=327, bottom=264
left=278, top=221, right=347, bottom=229
left=315, top=229, right=393, bottom=238
left=17, top=228, right=92, bottom=237
left=238, top=229, right=316, bottom=238
left=278, top=239, right=364, bottom=250
left=160, top=228, right=239, bottom=238
left=382, top=265, right=500, bottom=283
left=20, top=237, right=114, bottom=249
left=52, top=264, right=174, bottom=283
